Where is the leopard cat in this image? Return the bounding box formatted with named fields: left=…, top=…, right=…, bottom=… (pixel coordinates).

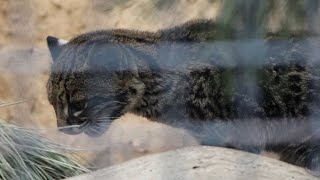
left=46, top=19, right=320, bottom=174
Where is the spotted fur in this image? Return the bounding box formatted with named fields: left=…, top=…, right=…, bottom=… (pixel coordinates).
left=47, top=19, right=320, bottom=173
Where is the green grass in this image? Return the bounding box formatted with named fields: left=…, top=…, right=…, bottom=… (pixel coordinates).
left=0, top=102, right=91, bottom=180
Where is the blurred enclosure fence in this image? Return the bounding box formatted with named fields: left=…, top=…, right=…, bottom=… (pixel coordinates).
left=0, top=0, right=320, bottom=169
left=1, top=0, right=319, bottom=125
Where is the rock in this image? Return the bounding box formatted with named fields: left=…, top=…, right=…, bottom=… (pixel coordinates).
left=68, top=146, right=317, bottom=180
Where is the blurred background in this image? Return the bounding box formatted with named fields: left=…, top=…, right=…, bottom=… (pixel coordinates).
left=0, top=0, right=319, bottom=168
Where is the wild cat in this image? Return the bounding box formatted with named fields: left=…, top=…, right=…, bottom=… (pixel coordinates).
left=46, top=19, right=320, bottom=173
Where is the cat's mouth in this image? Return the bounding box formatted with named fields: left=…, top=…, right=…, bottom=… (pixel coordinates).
left=59, top=121, right=90, bottom=135
left=59, top=119, right=109, bottom=137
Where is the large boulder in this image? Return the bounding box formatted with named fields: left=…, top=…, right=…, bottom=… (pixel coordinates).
left=68, top=146, right=317, bottom=180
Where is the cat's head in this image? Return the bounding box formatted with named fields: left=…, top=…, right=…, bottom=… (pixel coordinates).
left=46, top=33, right=146, bottom=137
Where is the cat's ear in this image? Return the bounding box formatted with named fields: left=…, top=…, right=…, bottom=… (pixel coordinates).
left=46, top=36, right=68, bottom=61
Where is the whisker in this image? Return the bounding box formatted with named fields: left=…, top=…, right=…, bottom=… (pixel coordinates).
left=95, top=119, right=113, bottom=123
left=111, top=101, right=127, bottom=105
left=95, top=116, right=120, bottom=120
left=8, top=125, right=81, bottom=131
left=0, top=100, right=29, bottom=108
left=94, top=123, right=109, bottom=128
left=95, top=123, right=112, bottom=128
left=95, top=119, right=114, bottom=123
left=84, top=126, right=94, bottom=136
left=89, top=126, right=100, bottom=134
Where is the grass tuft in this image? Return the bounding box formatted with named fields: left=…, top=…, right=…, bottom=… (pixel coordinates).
left=0, top=102, right=91, bottom=180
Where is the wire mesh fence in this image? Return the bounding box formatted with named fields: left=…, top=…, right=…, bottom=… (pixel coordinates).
left=1, top=0, right=320, bottom=179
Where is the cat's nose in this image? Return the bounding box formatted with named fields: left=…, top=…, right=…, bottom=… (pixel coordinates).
left=69, top=102, right=86, bottom=117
